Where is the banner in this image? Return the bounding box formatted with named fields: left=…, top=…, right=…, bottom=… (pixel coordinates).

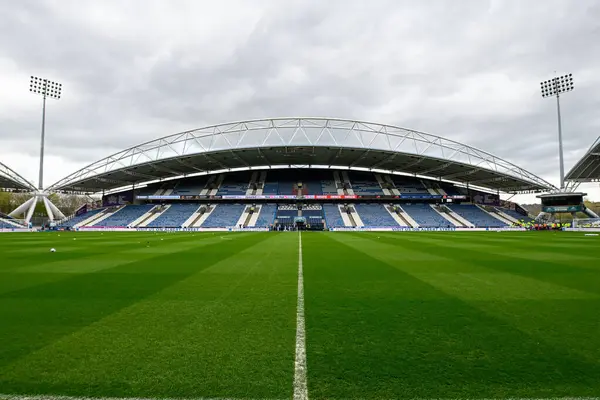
left=542, top=205, right=583, bottom=213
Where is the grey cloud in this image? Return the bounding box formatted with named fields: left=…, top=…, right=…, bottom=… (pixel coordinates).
left=0, top=0, right=599, bottom=194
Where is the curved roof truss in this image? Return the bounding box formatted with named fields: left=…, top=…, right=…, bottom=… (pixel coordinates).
left=48, top=117, right=556, bottom=194
left=565, top=136, right=600, bottom=184
left=0, top=161, right=36, bottom=191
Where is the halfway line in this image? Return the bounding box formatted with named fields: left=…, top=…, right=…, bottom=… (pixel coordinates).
left=293, top=231, right=308, bottom=400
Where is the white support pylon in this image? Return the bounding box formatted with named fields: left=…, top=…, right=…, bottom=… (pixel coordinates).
left=9, top=192, right=66, bottom=225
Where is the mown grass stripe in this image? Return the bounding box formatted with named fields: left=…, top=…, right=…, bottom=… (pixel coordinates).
left=293, top=231, right=308, bottom=400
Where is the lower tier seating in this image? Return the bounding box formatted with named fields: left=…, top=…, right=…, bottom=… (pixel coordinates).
left=447, top=204, right=507, bottom=227
left=147, top=204, right=199, bottom=227
left=354, top=204, right=397, bottom=227
left=202, top=204, right=245, bottom=228
left=401, top=204, right=449, bottom=227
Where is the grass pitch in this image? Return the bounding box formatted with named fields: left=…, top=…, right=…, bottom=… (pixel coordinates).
left=0, top=231, right=599, bottom=399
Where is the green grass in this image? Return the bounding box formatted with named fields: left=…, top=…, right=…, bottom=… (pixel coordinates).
left=0, top=230, right=599, bottom=399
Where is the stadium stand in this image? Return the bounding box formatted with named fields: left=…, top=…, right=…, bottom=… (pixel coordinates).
left=146, top=203, right=200, bottom=228
left=392, top=177, right=430, bottom=194
left=255, top=203, right=277, bottom=227
left=201, top=204, right=245, bottom=228
left=348, top=172, right=384, bottom=195
left=262, top=181, right=279, bottom=195
left=277, top=181, right=297, bottom=195
left=171, top=178, right=207, bottom=196
left=93, top=204, right=154, bottom=227
left=216, top=181, right=247, bottom=196
left=401, top=203, right=449, bottom=227
left=301, top=204, right=324, bottom=219
left=0, top=218, right=24, bottom=229
left=276, top=204, right=298, bottom=226
left=321, top=180, right=339, bottom=195
left=499, top=207, right=533, bottom=222
left=322, top=204, right=345, bottom=228
left=354, top=203, right=398, bottom=227
left=447, top=204, right=508, bottom=227
left=302, top=181, right=324, bottom=195
left=58, top=208, right=104, bottom=228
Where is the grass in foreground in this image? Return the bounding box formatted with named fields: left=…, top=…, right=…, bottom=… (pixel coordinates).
left=0, top=230, right=599, bottom=399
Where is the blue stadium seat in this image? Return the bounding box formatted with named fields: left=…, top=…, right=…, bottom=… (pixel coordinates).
left=58, top=208, right=104, bottom=227
left=93, top=205, right=154, bottom=227
left=354, top=204, right=398, bottom=227
left=147, top=204, right=200, bottom=227
left=447, top=204, right=507, bottom=227
left=202, top=204, right=245, bottom=228
left=322, top=204, right=345, bottom=228
left=401, top=204, right=449, bottom=227
left=255, top=204, right=277, bottom=227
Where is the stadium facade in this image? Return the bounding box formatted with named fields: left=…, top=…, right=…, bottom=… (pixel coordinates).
left=36, top=117, right=563, bottom=231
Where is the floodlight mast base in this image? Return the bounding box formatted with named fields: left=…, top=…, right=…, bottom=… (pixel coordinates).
left=8, top=192, right=66, bottom=226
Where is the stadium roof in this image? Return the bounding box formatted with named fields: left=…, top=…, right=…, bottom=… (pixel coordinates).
left=48, top=117, right=557, bottom=194
left=0, top=161, right=36, bottom=191
left=565, top=136, right=600, bottom=183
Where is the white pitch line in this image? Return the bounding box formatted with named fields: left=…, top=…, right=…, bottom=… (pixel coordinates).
left=1, top=396, right=597, bottom=400
left=0, top=397, right=284, bottom=400
left=293, top=230, right=308, bottom=400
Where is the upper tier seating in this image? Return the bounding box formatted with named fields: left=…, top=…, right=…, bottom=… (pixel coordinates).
left=147, top=204, right=199, bottom=227
left=172, top=178, right=207, bottom=195
left=216, top=183, right=247, bottom=196
left=348, top=172, right=383, bottom=195
left=302, top=181, right=324, bottom=195
left=321, top=181, right=338, bottom=195
left=447, top=204, right=507, bottom=227
left=262, top=182, right=279, bottom=195
left=59, top=208, right=104, bottom=227
left=278, top=181, right=296, bottom=195
left=255, top=204, right=277, bottom=227
left=401, top=203, right=449, bottom=227
left=202, top=204, right=245, bottom=228
left=354, top=204, right=398, bottom=227
left=392, top=177, right=430, bottom=195
left=94, top=204, right=155, bottom=227
left=322, top=204, right=345, bottom=228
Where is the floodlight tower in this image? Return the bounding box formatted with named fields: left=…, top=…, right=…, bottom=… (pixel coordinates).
left=9, top=76, right=66, bottom=225
left=540, top=73, right=574, bottom=190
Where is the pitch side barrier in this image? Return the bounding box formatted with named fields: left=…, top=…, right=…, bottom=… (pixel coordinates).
left=0, top=228, right=35, bottom=233
left=76, top=227, right=269, bottom=232
left=330, top=227, right=526, bottom=232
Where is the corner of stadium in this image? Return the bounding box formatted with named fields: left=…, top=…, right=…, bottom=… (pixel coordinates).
left=34, top=117, right=560, bottom=232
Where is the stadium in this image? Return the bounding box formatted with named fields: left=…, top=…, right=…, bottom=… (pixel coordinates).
left=43, top=117, right=556, bottom=231
left=1, top=114, right=600, bottom=399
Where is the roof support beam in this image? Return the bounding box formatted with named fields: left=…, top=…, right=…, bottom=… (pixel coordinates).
left=349, top=149, right=371, bottom=167
left=440, top=168, right=479, bottom=180
left=370, top=153, right=397, bottom=169
left=415, top=162, right=454, bottom=176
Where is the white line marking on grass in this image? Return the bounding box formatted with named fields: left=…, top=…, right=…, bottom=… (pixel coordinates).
left=1, top=396, right=597, bottom=400
left=0, top=396, right=283, bottom=400
left=293, top=230, right=308, bottom=400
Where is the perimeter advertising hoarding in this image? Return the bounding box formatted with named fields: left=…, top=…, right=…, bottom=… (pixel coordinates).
left=136, top=194, right=468, bottom=201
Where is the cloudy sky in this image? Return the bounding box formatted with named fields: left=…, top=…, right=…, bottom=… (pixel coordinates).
left=1, top=0, right=599, bottom=202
